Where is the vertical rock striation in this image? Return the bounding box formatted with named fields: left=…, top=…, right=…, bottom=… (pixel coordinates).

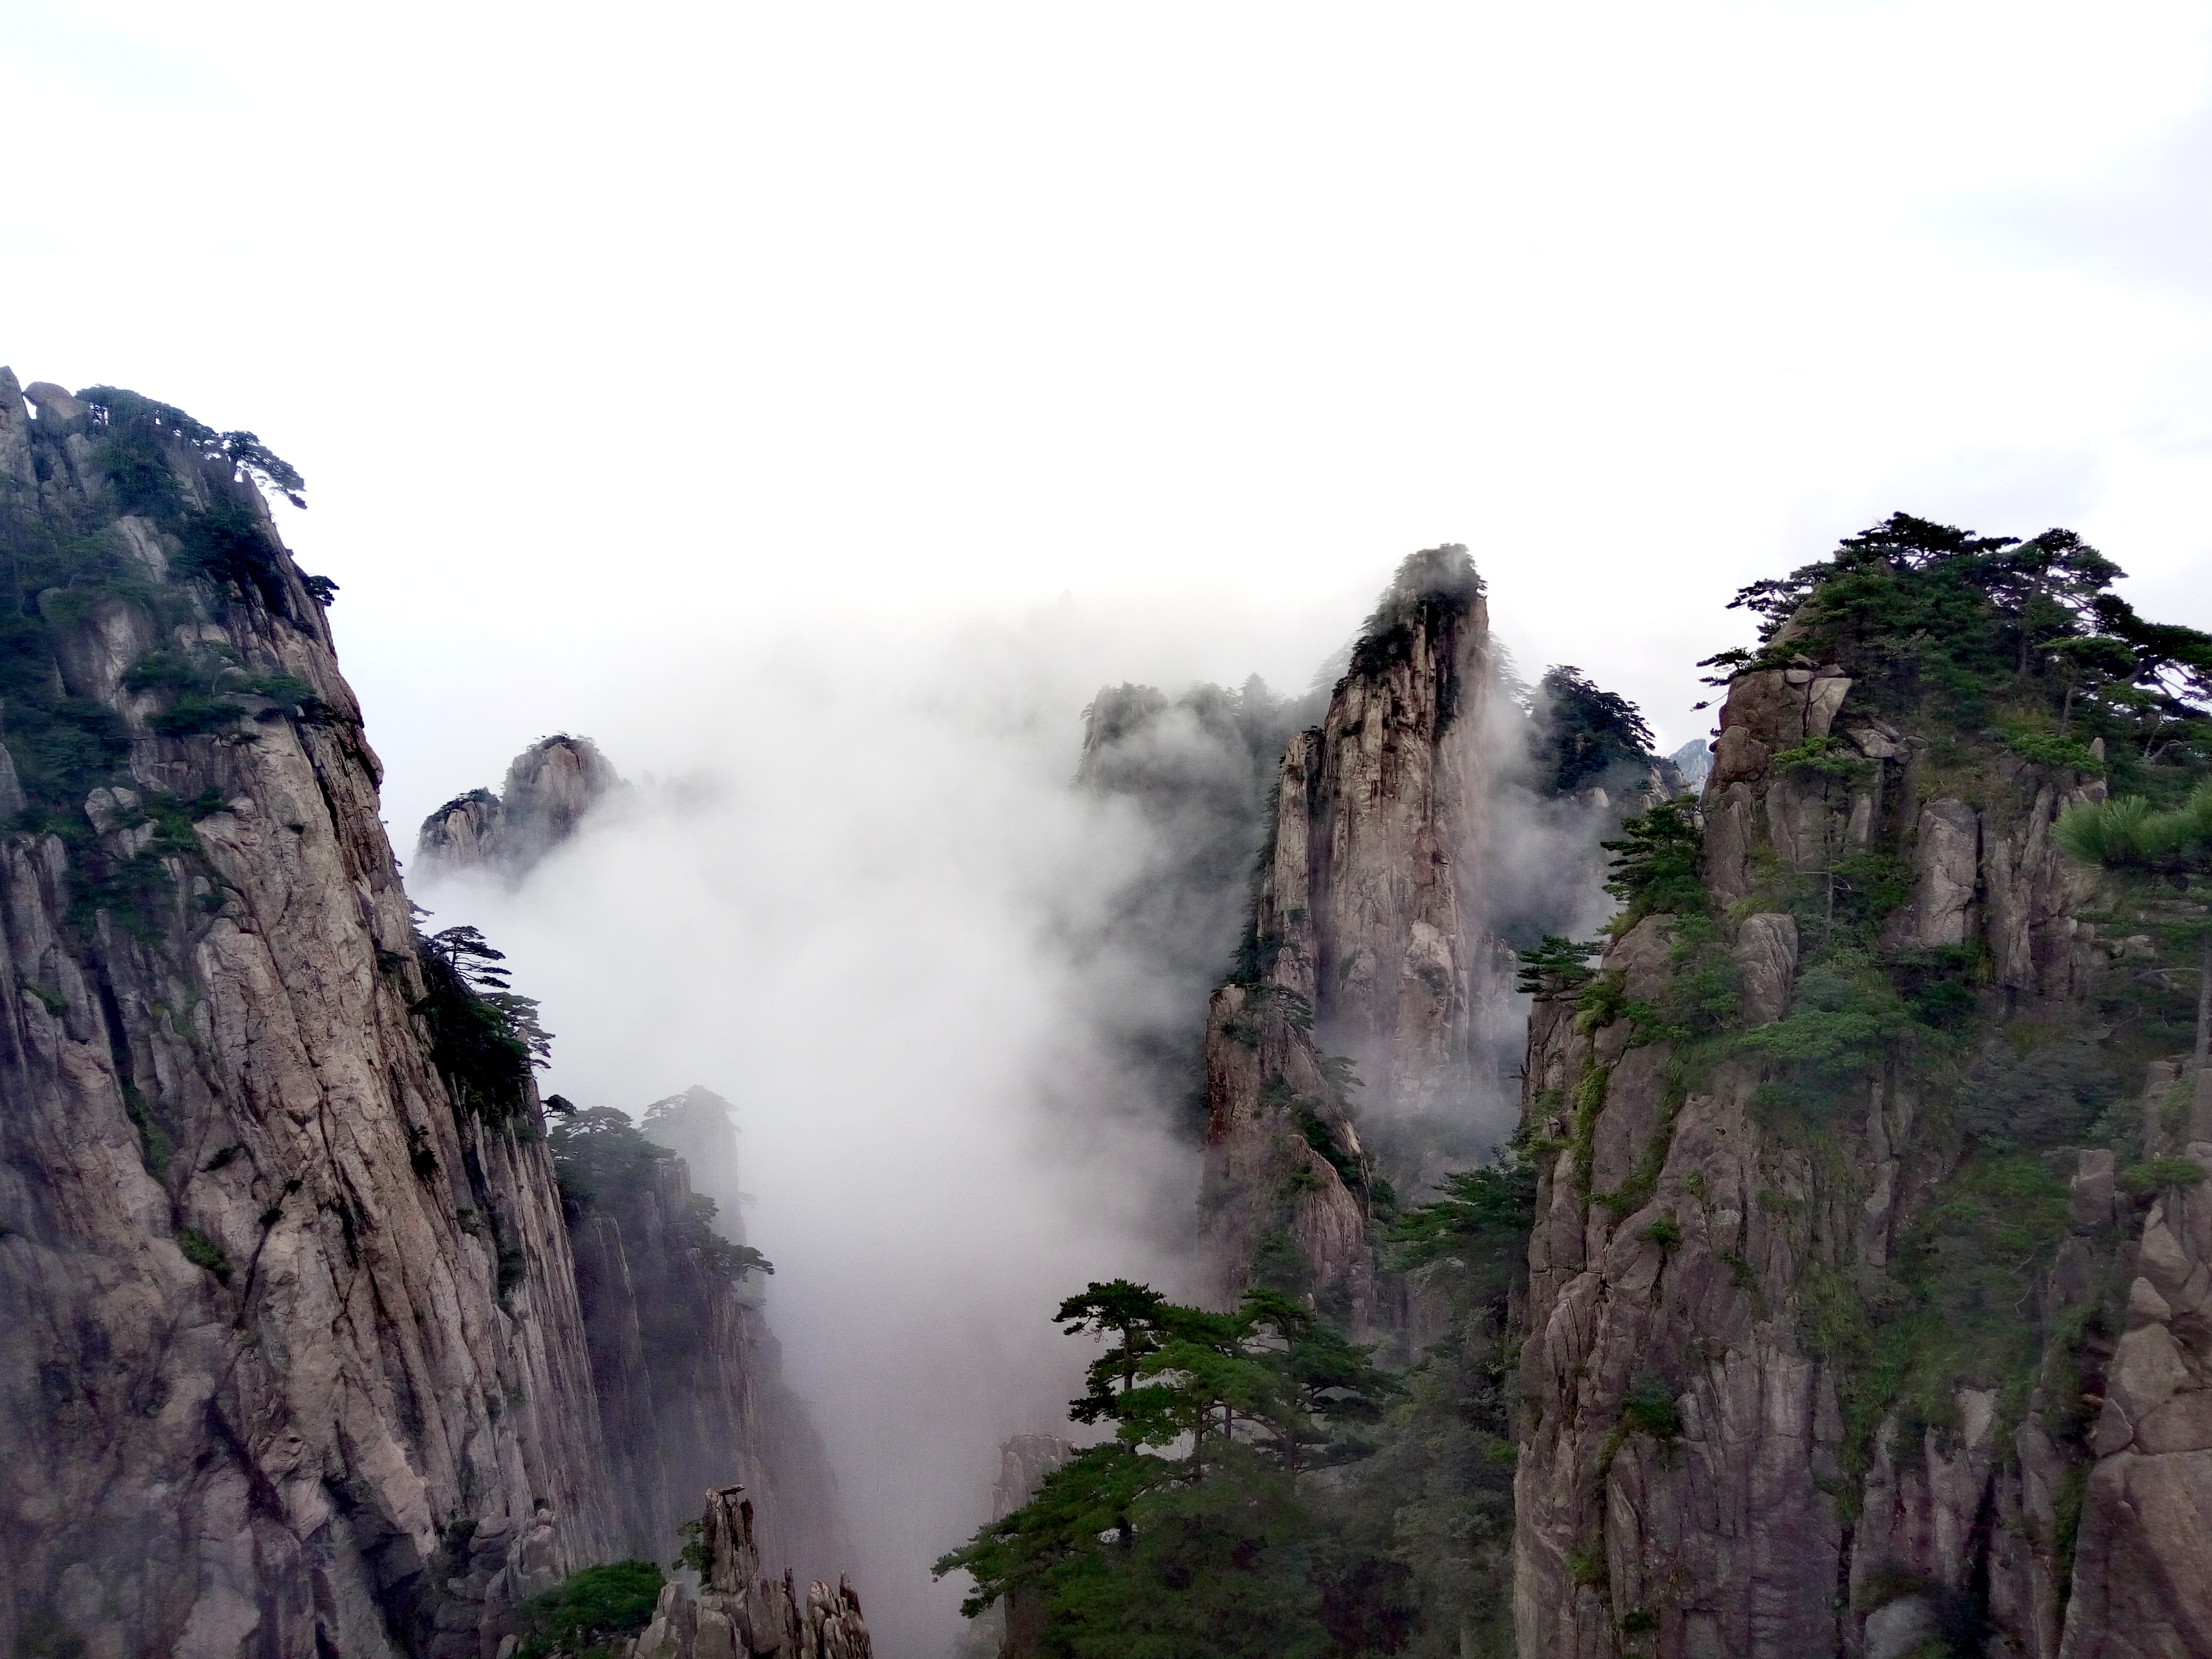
left=0, top=374, right=620, bottom=1656
left=1198, top=546, right=1490, bottom=1326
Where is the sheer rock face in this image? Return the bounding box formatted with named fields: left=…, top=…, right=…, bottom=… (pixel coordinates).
left=1199, top=547, right=1489, bottom=1324
left=1512, top=652, right=2204, bottom=1659
left=414, top=735, right=623, bottom=883
left=0, top=374, right=618, bottom=1657
left=566, top=1130, right=855, bottom=1586
left=2060, top=1129, right=2212, bottom=1659
left=626, top=1486, right=872, bottom=1659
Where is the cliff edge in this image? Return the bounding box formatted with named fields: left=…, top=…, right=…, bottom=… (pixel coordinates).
left=0, top=375, right=631, bottom=1655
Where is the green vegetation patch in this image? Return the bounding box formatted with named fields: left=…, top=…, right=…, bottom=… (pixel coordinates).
left=413, top=926, right=551, bottom=1126
left=547, top=1100, right=774, bottom=1283
left=938, top=1279, right=1404, bottom=1659
left=177, top=1227, right=230, bottom=1283
left=1805, top=1151, right=2072, bottom=1483
left=513, top=1561, right=664, bottom=1659
left=1601, top=798, right=1707, bottom=926
left=1530, top=665, right=1658, bottom=797
left=2118, top=1157, right=2208, bottom=1196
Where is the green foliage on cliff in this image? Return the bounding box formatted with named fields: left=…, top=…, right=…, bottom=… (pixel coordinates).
left=1708, top=511, right=2211, bottom=793
left=547, top=1100, right=774, bottom=1280
left=1513, top=934, right=1601, bottom=996
left=1601, top=798, right=1707, bottom=923
left=1530, top=665, right=1657, bottom=796
left=414, top=925, right=550, bottom=1124
left=1660, top=513, right=2212, bottom=1582
left=938, top=1282, right=1403, bottom=1658
left=1386, top=1163, right=1536, bottom=1316
left=76, top=387, right=307, bottom=509
left=1342, top=544, right=1484, bottom=735
left=512, top=1561, right=664, bottom=1659
left=176, top=1227, right=231, bottom=1283
left=1346, top=546, right=1482, bottom=684
left=945, top=1164, right=1532, bottom=1658
left=0, top=383, right=322, bottom=843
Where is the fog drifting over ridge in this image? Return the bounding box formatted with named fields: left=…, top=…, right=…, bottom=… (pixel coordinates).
left=409, top=609, right=1306, bottom=1656
left=401, top=586, right=1622, bottom=1656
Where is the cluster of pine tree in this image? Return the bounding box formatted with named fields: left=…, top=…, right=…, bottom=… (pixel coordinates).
left=937, top=1150, right=1536, bottom=1658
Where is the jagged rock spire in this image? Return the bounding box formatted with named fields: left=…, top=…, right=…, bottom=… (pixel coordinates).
left=1199, top=544, right=1493, bottom=1326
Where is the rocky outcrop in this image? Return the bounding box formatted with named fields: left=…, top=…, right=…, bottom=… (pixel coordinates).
left=1510, top=626, right=2205, bottom=1657
left=1670, top=738, right=1713, bottom=792
left=0, top=374, right=621, bottom=1655
left=1199, top=546, right=1490, bottom=1326
left=639, top=1085, right=759, bottom=1251
left=627, top=1486, right=872, bottom=1659
left=415, top=735, right=623, bottom=883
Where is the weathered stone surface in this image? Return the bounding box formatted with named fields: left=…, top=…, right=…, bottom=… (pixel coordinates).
left=0, top=367, right=35, bottom=487
left=22, top=379, right=87, bottom=422
left=2073, top=1149, right=2117, bottom=1231
left=1199, top=547, right=1488, bottom=1323
left=1733, top=912, right=1799, bottom=1025
left=1518, top=614, right=2181, bottom=1659
left=0, top=389, right=622, bottom=1656
left=1890, top=797, right=1979, bottom=949
left=415, top=734, right=625, bottom=884
left=2060, top=1147, right=2212, bottom=1655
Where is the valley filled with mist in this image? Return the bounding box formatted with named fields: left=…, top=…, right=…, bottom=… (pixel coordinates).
left=9, top=375, right=2208, bottom=1658
left=396, top=557, right=1673, bottom=1653
left=12, top=7, right=2212, bottom=1656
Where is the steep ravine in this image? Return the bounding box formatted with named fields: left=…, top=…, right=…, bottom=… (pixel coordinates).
left=414, top=743, right=860, bottom=1594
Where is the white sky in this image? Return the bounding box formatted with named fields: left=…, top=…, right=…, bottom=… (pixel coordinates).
left=6, top=1, right=2212, bottom=818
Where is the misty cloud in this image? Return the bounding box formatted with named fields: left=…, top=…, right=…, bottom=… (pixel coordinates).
left=405, top=593, right=1657, bottom=1654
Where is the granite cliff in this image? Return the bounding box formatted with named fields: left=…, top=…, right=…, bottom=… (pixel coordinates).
left=1195, top=545, right=1494, bottom=1330
left=0, top=376, right=856, bottom=1658
left=1511, top=516, right=2212, bottom=1658
left=0, top=374, right=626, bottom=1655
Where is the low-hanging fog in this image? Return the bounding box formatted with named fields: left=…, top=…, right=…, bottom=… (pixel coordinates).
left=401, top=590, right=1631, bottom=1657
